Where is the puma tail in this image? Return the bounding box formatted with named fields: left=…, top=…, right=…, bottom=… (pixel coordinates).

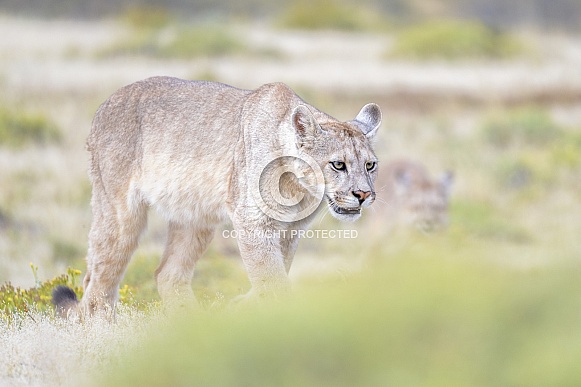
left=51, top=286, right=79, bottom=318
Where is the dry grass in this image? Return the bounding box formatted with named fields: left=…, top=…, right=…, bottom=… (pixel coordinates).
left=0, top=306, right=160, bottom=386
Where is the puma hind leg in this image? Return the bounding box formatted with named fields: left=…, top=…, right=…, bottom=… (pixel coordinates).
left=53, top=179, right=147, bottom=319
left=155, top=222, right=215, bottom=308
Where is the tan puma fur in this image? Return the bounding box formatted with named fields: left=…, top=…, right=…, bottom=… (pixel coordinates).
left=373, top=159, right=453, bottom=232
left=55, top=76, right=381, bottom=316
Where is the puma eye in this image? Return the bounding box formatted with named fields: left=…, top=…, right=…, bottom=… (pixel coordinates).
left=331, top=161, right=346, bottom=171
left=366, top=161, right=376, bottom=171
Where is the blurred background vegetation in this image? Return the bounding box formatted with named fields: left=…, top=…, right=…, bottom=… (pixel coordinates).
left=0, top=0, right=580, bottom=385
left=2, top=0, right=581, bottom=31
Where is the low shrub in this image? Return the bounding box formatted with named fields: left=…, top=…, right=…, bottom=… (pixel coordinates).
left=390, top=20, right=524, bottom=60
left=276, top=0, right=385, bottom=31
left=0, top=265, right=82, bottom=321
left=0, top=108, right=61, bottom=148
left=157, top=26, right=246, bottom=58
left=120, top=5, right=172, bottom=31
left=0, top=206, right=10, bottom=229
left=0, top=265, right=139, bottom=321
left=99, top=24, right=248, bottom=59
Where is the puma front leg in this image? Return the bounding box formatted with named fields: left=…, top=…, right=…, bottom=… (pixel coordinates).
left=232, top=217, right=290, bottom=299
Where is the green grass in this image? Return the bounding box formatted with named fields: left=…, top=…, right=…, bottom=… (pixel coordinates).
left=390, top=20, right=525, bottom=60
left=491, top=150, right=565, bottom=195
left=192, top=252, right=250, bottom=305
left=481, top=107, right=563, bottom=148
left=99, top=254, right=581, bottom=387
left=276, top=0, right=386, bottom=32
left=121, top=253, right=161, bottom=304
left=0, top=107, right=61, bottom=148
left=121, top=251, right=249, bottom=307
left=449, top=199, right=533, bottom=243
left=49, top=237, right=85, bottom=266
left=550, top=132, right=581, bottom=169
left=476, top=107, right=576, bottom=196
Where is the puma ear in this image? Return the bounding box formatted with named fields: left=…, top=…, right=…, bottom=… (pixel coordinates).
left=395, top=170, right=412, bottom=195
left=440, top=170, right=454, bottom=197
left=353, top=103, right=382, bottom=138
left=292, top=105, right=321, bottom=147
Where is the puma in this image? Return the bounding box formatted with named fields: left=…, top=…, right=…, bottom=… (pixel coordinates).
left=52, top=76, right=381, bottom=317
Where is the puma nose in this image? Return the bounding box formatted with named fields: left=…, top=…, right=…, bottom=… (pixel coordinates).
left=352, top=190, right=372, bottom=205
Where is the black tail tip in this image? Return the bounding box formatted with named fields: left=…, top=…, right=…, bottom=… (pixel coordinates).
left=51, top=285, right=79, bottom=307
